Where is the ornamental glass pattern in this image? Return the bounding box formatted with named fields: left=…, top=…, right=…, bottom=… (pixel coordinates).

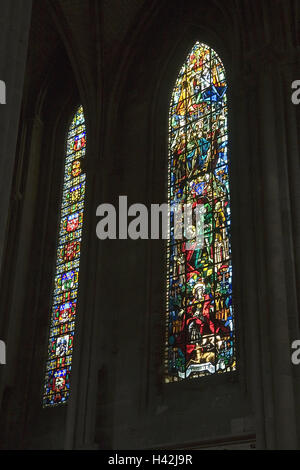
left=165, top=43, right=235, bottom=381
left=43, top=106, right=86, bottom=406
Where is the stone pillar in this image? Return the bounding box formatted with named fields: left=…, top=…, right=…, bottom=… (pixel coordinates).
left=249, top=52, right=300, bottom=449
left=0, top=115, right=44, bottom=448
left=0, top=0, right=32, bottom=273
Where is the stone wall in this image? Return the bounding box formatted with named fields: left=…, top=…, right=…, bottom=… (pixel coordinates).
left=1, top=0, right=300, bottom=450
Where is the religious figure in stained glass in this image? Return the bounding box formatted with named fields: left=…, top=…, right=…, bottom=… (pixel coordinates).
left=43, top=105, right=86, bottom=406
left=165, top=43, right=235, bottom=381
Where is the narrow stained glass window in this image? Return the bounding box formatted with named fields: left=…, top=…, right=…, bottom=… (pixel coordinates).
left=165, top=43, right=235, bottom=381
left=43, top=105, right=86, bottom=406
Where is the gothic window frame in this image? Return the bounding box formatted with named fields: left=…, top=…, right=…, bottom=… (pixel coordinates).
left=165, top=41, right=236, bottom=383
left=42, top=105, right=87, bottom=407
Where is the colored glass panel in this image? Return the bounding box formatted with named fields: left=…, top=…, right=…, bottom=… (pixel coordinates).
left=165, top=43, right=235, bottom=382
left=43, top=105, right=86, bottom=406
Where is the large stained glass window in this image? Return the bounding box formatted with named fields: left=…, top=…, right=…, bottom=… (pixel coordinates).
left=165, top=43, right=235, bottom=382
left=43, top=105, right=86, bottom=406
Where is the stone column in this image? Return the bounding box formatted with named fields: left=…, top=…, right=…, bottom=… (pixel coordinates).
left=0, top=115, right=44, bottom=448
left=0, top=0, right=32, bottom=273
left=251, top=53, right=299, bottom=449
